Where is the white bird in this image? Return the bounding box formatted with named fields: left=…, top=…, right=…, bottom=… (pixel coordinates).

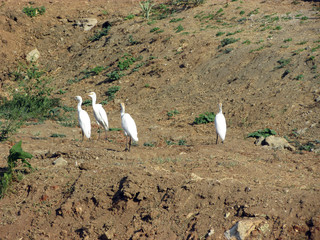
left=75, top=96, right=91, bottom=141
left=120, top=102, right=138, bottom=151
left=214, top=102, right=227, bottom=144
left=88, top=92, right=109, bottom=139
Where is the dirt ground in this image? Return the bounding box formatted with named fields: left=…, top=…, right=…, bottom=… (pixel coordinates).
left=0, top=0, right=320, bottom=239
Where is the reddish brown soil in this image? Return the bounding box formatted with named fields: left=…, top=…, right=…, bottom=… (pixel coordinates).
left=0, top=0, right=320, bottom=239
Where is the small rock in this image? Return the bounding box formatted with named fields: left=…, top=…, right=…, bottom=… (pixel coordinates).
left=76, top=18, right=97, bottom=31
left=224, top=219, right=267, bottom=240
left=26, top=48, right=40, bottom=62
left=53, top=157, right=68, bottom=166
left=100, top=228, right=115, bottom=240
left=263, top=136, right=295, bottom=151
left=79, top=162, right=92, bottom=170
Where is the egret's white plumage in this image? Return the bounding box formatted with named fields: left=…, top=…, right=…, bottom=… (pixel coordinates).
left=88, top=92, right=109, bottom=139
left=120, top=102, right=138, bottom=151
left=214, top=102, right=227, bottom=144
left=75, top=96, right=91, bottom=140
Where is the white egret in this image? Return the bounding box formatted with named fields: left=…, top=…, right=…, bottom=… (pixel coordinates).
left=120, top=102, right=138, bottom=151
left=75, top=96, right=91, bottom=141
left=214, top=102, right=227, bottom=144
left=88, top=92, right=109, bottom=139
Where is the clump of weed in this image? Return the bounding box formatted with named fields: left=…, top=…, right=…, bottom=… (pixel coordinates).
left=295, top=74, right=304, bottom=80
left=247, top=128, right=276, bottom=138
left=107, top=71, right=123, bottom=82
left=81, top=66, right=107, bottom=78
left=167, top=109, right=179, bottom=119
left=106, top=86, right=121, bottom=101
left=118, top=56, right=136, bottom=71
left=23, top=6, right=45, bottom=17
left=175, top=24, right=184, bottom=33
left=50, top=133, right=66, bottom=138
left=144, top=142, right=155, bottom=147
left=124, top=14, right=135, bottom=20
left=220, top=37, right=240, bottom=47
left=170, top=18, right=184, bottom=23
left=1, top=63, right=59, bottom=141
left=193, top=112, right=215, bottom=125
left=274, top=58, right=291, bottom=70
left=216, top=31, right=225, bottom=37
left=90, top=26, right=111, bottom=42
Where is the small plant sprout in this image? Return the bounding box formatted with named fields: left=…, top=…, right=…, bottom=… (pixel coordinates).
left=167, top=109, right=180, bottom=119
left=139, top=0, right=155, bottom=20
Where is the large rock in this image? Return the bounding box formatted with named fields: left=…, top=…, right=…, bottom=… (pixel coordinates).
left=53, top=157, right=68, bottom=166
left=263, top=136, right=295, bottom=151
left=224, top=219, right=269, bottom=240
left=76, top=18, right=97, bottom=31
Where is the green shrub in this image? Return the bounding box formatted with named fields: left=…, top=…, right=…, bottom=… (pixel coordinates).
left=0, top=141, right=33, bottom=198
left=247, top=128, right=276, bottom=138
left=193, top=112, right=215, bottom=124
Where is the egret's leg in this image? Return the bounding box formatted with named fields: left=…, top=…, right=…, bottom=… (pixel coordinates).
left=98, top=126, right=101, bottom=139
left=128, top=137, right=132, bottom=152
left=81, top=131, right=84, bottom=142
left=125, top=135, right=128, bottom=151
left=216, top=134, right=218, bottom=144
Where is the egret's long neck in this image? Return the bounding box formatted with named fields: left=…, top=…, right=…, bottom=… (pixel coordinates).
left=120, top=105, right=125, bottom=117
left=77, top=100, right=83, bottom=111
left=91, top=95, right=97, bottom=105
left=219, top=104, right=223, bottom=113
